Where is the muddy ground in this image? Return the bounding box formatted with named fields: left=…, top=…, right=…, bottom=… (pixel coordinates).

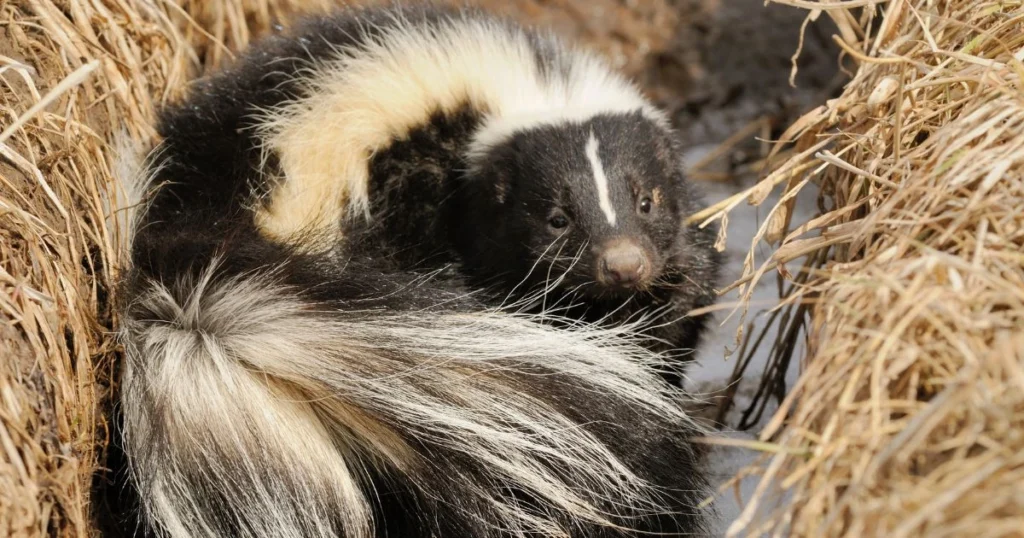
left=650, top=0, right=843, bottom=149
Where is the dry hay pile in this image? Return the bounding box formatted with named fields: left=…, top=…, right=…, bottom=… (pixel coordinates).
left=0, top=1, right=677, bottom=536
left=695, top=0, right=1024, bottom=536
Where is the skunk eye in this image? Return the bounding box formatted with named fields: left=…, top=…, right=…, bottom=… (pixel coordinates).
left=638, top=196, right=653, bottom=214
left=548, top=212, right=570, bottom=230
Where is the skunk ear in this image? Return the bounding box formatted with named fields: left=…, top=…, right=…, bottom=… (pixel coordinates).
left=454, top=167, right=504, bottom=218
left=463, top=161, right=510, bottom=206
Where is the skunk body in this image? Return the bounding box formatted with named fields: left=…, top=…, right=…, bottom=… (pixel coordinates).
left=109, top=6, right=713, bottom=538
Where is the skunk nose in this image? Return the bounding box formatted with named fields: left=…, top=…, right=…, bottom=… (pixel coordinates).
left=600, top=241, right=648, bottom=286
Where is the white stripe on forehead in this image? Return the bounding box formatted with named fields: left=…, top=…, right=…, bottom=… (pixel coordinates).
left=585, top=131, right=617, bottom=227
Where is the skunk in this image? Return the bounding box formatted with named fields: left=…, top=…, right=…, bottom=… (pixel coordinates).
left=108, top=5, right=715, bottom=538
left=258, top=5, right=723, bottom=378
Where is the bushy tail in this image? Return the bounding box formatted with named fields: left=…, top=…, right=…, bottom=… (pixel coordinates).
left=117, top=259, right=708, bottom=537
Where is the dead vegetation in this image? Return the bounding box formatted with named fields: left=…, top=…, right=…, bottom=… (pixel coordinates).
left=696, top=0, right=1024, bottom=535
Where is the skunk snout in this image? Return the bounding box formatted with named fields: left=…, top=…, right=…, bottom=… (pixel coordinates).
left=598, top=239, right=650, bottom=287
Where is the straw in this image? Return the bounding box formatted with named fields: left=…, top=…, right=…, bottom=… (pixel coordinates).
left=703, top=1, right=1024, bottom=535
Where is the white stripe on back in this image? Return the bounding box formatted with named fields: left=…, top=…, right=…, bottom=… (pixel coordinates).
left=585, top=132, right=617, bottom=227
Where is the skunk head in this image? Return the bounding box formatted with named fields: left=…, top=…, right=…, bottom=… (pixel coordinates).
left=460, top=111, right=698, bottom=301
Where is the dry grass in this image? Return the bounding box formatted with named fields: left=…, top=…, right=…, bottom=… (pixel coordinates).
left=695, top=1, right=1024, bottom=536
left=0, top=2, right=271, bottom=535
left=0, top=1, right=677, bottom=536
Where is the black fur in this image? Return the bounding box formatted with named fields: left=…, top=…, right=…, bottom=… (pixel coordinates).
left=98, top=5, right=717, bottom=537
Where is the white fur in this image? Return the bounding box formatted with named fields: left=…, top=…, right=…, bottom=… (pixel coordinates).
left=585, top=131, right=617, bottom=227
left=465, top=48, right=669, bottom=158
left=121, top=262, right=701, bottom=537
left=255, top=13, right=667, bottom=248
left=122, top=271, right=374, bottom=538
